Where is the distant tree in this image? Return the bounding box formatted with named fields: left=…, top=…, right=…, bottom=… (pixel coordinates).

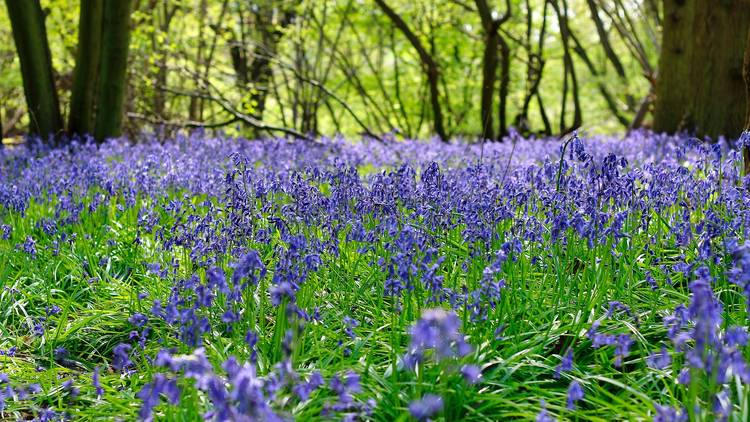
left=68, top=0, right=103, bottom=136
left=474, top=0, right=511, bottom=141
left=4, top=0, right=63, bottom=140
left=6, top=0, right=133, bottom=143
left=653, top=0, right=750, bottom=139
left=92, top=0, right=134, bottom=140
left=374, top=0, right=447, bottom=142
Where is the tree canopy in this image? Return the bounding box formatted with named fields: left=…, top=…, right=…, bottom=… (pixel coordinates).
left=0, top=0, right=748, bottom=142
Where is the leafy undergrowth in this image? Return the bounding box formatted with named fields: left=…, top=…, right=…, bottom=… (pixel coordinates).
left=1, top=131, right=750, bottom=421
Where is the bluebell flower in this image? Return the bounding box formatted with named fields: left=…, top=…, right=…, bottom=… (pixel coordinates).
left=343, top=316, right=359, bottom=339
left=404, top=308, right=472, bottom=370
left=613, top=334, right=634, bottom=368
left=20, top=236, right=36, bottom=257
left=293, top=371, right=324, bottom=401
left=54, top=347, right=68, bottom=361
left=461, top=364, right=482, bottom=384
left=128, top=313, right=148, bottom=327
left=653, top=404, right=687, bottom=422
left=647, top=345, right=671, bottom=369
left=270, top=282, right=295, bottom=306
left=62, top=379, right=79, bottom=398
left=231, top=250, right=266, bottom=286
left=113, top=343, right=133, bottom=371
left=536, top=400, right=556, bottom=422
left=92, top=366, right=104, bottom=399
left=408, top=394, right=443, bottom=421
left=566, top=380, right=583, bottom=410
left=554, top=349, right=574, bottom=379
left=137, top=374, right=180, bottom=421
left=245, top=330, right=258, bottom=363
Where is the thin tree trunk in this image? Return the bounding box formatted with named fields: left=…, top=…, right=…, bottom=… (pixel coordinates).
left=569, top=29, right=629, bottom=127
left=478, top=25, right=499, bottom=140
left=189, top=0, right=206, bottom=121
left=743, top=27, right=750, bottom=175
left=536, top=92, right=552, bottom=136
left=585, top=0, right=625, bottom=78
left=497, top=34, right=510, bottom=138
left=152, top=0, right=178, bottom=120
left=5, top=0, right=63, bottom=139
left=516, top=0, right=547, bottom=134
left=374, top=0, right=447, bottom=142
left=68, top=0, right=103, bottom=135
left=94, top=0, right=134, bottom=141
left=475, top=0, right=510, bottom=141
left=551, top=0, right=581, bottom=133
left=391, top=25, right=412, bottom=137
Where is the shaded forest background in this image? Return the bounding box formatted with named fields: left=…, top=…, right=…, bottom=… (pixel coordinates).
left=1, top=0, right=749, bottom=143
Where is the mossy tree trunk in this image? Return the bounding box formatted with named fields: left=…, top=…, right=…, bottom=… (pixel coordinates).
left=4, top=0, right=63, bottom=139
left=68, top=0, right=103, bottom=136
left=93, top=0, right=134, bottom=142
left=654, top=0, right=750, bottom=139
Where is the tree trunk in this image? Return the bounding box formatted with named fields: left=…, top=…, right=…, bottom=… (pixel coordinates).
left=654, top=0, right=750, bottom=139
left=653, top=0, right=694, bottom=134
left=551, top=0, right=581, bottom=134
left=743, top=27, right=750, bottom=175
left=478, top=28, right=498, bottom=140
left=688, top=0, right=749, bottom=138
left=585, top=0, right=626, bottom=78
left=475, top=0, right=510, bottom=140
left=497, top=35, right=510, bottom=138
left=93, top=0, right=134, bottom=141
left=5, top=0, right=63, bottom=139
left=374, top=0, right=447, bottom=142
left=68, top=0, right=103, bottom=135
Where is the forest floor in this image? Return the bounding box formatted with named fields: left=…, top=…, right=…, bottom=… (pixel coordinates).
left=0, top=132, right=748, bottom=421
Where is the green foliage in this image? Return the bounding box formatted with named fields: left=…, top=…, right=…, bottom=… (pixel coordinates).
left=0, top=0, right=657, bottom=139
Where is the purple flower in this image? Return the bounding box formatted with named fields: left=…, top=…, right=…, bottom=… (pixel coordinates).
left=129, top=313, right=148, bottom=327
left=0, top=224, right=11, bottom=240
left=647, top=345, right=671, bottom=369
left=54, top=347, right=68, bottom=361
left=554, top=349, right=574, bottom=379
left=645, top=272, right=658, bottom=290
left=613, top=334, right=634, bottom=368
left=245, top=330, right=258, bottom=363
left=726, top=327, right=749, bottom=347
left=409, top=394, right=443, bottom=421
left=231, top=250, right=266, bottom=286
left=404, top=308, right=472, bottom=369
left=293, top=371, right=324, bottom=401
left=92, top=366, right=104, bottom=399
left=653, top=404, right=687, bottom=422
left=45, top=305, right=62, bottom=316
left=343, top=316, right=359, bottom=339
left=605, top=301, right=632, bottom=319
left=566, top=380, right=584, bottom=410
left=113, top=343, right=133, bottom=371
left=137, top=374, right=180, bottom=421
left=461, top=364, right=482, bottom=384
left=20, top=236, right=36, bottom=257
left=536, top=400, right=556, bottom=422
left=62, top=379, right=80, bottom=398
left=270, top=281, right=295, bottom=306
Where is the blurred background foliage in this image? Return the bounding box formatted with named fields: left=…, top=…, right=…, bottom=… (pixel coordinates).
left=0, top=0, right=695, bottom=140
